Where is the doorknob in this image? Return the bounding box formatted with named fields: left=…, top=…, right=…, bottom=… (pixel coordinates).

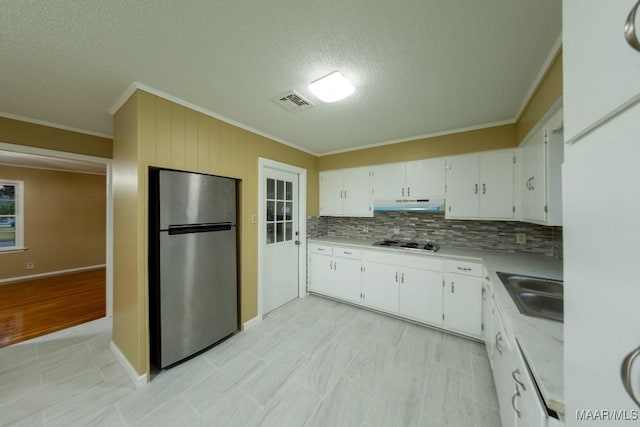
left=295, top=240, right=300, bottom=245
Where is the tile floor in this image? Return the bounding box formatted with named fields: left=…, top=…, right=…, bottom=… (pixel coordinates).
left=0, top=295, right=501, bottom=427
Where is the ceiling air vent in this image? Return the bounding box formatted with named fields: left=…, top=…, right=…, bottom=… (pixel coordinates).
left=275, top=90, right=314, bottom=113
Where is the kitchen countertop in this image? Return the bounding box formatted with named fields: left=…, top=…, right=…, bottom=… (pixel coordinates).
left=308, top=236, right=564, bottom=415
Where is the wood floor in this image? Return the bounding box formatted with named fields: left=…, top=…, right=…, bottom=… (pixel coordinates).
left=0, top=268, right=105, bottom=348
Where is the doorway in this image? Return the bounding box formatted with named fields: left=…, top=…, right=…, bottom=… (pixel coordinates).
left=258, top=158, right=307, bottom=319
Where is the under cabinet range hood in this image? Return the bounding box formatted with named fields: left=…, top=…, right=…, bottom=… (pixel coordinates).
left=373, top=198, right=445, bottom=212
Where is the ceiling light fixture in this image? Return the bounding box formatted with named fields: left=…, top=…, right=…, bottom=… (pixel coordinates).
left=308, top=71, right=355, bottom=103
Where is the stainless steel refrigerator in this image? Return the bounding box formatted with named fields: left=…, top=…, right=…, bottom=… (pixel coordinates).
left=149, top=168, right=238, bottom=368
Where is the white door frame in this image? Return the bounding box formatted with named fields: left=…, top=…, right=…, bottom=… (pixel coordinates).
left=0, top=142, right=113, bottom=317
left=257, top=157, right=307, bottom=323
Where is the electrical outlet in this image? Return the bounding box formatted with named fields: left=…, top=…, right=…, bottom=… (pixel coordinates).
left=393, top=226, right=400, bottom=234
left=25, top=262, right=35, bottom=270
left=363, top=225, right=369, bottom=233
left=516, top=233, right=526, bottom=244
left=251, top=214, right=257, bottom=224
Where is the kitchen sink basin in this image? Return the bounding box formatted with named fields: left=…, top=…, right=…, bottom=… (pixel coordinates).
left=497, top=272, right=563, bottom=322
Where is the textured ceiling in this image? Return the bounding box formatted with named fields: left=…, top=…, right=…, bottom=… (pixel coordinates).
left=0, top=1, right=561, bottom=155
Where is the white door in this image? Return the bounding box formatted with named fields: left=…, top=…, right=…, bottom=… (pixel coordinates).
left=445, top=154, right=480, bottom=218
left=262, top=168, right=299, bottom=314
left=479, top=150, right=514, bottom=219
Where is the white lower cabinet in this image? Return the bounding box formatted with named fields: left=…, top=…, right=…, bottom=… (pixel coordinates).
left=308, top=244, right=361, bottom=304
left=512, top=343, right=547, bottom=427
left=482, top=278, right=494, bottom=362
left=443, top=274, right=482, bottom=337
left=361, top=261, right=399, bottom=313
left=398, top=267, right=443, bottom=326
left=492, top=304, right=518, bottom=427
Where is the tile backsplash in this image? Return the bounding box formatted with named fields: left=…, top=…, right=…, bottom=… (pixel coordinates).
left=307, top=212, right=563, bottom=258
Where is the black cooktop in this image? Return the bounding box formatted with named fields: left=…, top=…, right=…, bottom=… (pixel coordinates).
left=372, top=239, right=439, bottom=252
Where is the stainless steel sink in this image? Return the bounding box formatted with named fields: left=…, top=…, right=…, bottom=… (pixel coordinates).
left=497, top=272, right=563, bottom=322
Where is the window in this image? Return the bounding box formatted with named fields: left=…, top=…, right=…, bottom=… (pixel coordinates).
left=265, top=178, right=293, bottom=244
left=0, top=180, right=24, bottom=251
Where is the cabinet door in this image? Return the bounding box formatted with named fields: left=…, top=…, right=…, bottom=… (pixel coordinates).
left=445, top=154, right=479, bottom=218
left=309, top=253, right=334, bottom=296
left=362, top=262, right=399, bottom=313
left=563, top=0, right=640, bottom=142
left=319, top=170, right=344, bottom=216
left=479, top=150, right=514, bottom=219
left=398, top=267, right=443, bottom=326
left=482, top=282, right=494, bottom=361
left=371, top=163, right=404, bottom=199
left=342, top=167, right=372, bottom=217
left=332, top=257, right=362, bottom=304
left=520, top=128, right=546, bottom=222
left=405, top=158, right=446, bottom=198
left=443, top=274, right=482, bottom=337
left=492, top=313, right=517, bottom=427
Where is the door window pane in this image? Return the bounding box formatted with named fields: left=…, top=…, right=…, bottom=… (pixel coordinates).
left=277, top=180, right=284, bottom=200
left=266, top=179, right=275, bottom=199
left=0, top=201, right=15, bottom=215
left=276, top=222, right=284, bottom=242
left=285, top=202, right=292, bottom=221
left=285, top=181, right=292, bottom=200
left=285, top=222, right=292, bottom=241
left=276, top=201, right=284, bottom=221
left=266, top=223, right=274, bottom=244
left=266, top=201, right=275, bottom=221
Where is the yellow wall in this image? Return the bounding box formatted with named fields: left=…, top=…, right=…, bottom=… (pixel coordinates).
left=318, top=124, right=517, bottom=170
left=0, top=117, right=113, bottom=158
left=516, top=50, right=563, bottom=143
left=0, top=165, right=106, bottom=279
left=112, top=90, right=318, bottom=375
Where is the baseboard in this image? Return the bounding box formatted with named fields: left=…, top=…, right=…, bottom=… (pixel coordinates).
left=0, top=264, right=106, bottom=285
left=243, top=316, right=262, bottom=330
left=110, top=341, right=147, bottom=388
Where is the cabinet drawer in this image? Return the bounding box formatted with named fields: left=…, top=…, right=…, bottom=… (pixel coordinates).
left=446, top=260, right=483, bottom=277
left=363, top=250, right=444, bottom=272
left=333, top=246, right=361, bottom=260
left=309, top=244, right=333, bottom=256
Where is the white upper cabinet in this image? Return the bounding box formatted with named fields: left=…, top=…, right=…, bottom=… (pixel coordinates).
left=563, top=0, right=640, bottom=142
left=372, top=158, right=445, bottom=200
left=319, top=167, right=372, bottom=217
left=519, top=108, right=564, bottom=225
left=445, top=149, right=515, bottom=220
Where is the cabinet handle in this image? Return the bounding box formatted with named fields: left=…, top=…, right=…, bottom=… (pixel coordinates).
left=457, top=266, right=472, bottom=271
left=451, top=281, right=455, bottom=293
left=512, top=369, right=526, bottom=391
left=407, top=187, right=410, bottom=197
left=529, top=176, right=535, bottom=191
left=621, top=344, right=640, bottom=408
left=482, top=286, right=486, bottom=300
left=339, top=191, right=343, bottom=199
left=329, top=261, right=333, bottom=270
left=625, top=0, right=640, bottom=52
left=482, top=183, right=486, bottom=194
left=334, top=261, right=337, bottom=270
left=402, top=187, right=405, bottom=197
left=343, top=251, right=352, bottom=255
left=344, top=190, right=347, bottom=198
left=495, top=332, right=503, bottom=355
left=317, top=248, right=325, bottom=252
left=401, top=273, right=404, bottom=284
left=395, top=272, right=398, bottom=282
left=474, top=183, right=478, bottom=194
left=511, top=388, right=522, bottom=418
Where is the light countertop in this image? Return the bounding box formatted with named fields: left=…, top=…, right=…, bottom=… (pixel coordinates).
left=308, top=236, right=564, bottom=415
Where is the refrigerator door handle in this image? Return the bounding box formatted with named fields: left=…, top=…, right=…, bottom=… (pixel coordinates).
left=621, top=344, right=640, bottom=408
left=168, top=222, right=233, bottom=235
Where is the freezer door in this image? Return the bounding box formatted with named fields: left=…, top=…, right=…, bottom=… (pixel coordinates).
left=159, top=170, right=236, bottom=229
left=159, top=227, right=238, bottom=367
